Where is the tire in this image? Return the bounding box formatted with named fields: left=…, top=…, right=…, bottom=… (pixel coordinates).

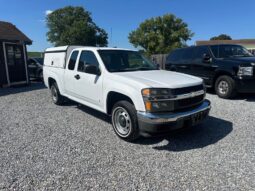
left=215, top=75, right=237, bottom=99
left=111, top=101, right=140, bottom=141
left=50, top=82, right=65, bottom=105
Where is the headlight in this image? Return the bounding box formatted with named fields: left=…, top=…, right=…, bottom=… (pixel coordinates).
left=238, top=66, right=253, bottom=76
left=142, top=88, right=175, bottom=112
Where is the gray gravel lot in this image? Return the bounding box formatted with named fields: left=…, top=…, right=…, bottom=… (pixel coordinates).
left=0, top=83, right=255, bottom=190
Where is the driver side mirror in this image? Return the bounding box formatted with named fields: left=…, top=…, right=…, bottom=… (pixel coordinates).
left=203, top=53, right=212, bottom=63
left=85, top=64, right=101, bottom=75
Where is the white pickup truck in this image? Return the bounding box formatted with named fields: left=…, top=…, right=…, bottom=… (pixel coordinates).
left=43, top=46, right=211, bottom=141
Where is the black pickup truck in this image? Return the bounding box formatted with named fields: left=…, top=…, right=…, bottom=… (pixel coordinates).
left=165, top=44, right=255, bottom=99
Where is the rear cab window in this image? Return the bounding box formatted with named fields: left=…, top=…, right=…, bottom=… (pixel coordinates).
left=182, top=48, right=193, bottom=62
left=68, top=51, right=79, bottom=70
left=167, top=49, right=183, bottom=63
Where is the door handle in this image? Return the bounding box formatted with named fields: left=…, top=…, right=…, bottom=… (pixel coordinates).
left=179, top=65, right=188, bottom=68
left=74, top=74, right=80, bottom=80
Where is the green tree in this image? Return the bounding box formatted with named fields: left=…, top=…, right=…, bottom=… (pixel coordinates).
left=128, top=14, right=193, bottom=55
left=46, top=6, right=108, bottom=47
left=210, top=34, right=232, bottom=40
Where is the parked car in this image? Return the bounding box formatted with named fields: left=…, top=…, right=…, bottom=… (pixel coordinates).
left=165, top=44, right=255, bottom=99
left=43, top=46, right=211, bottom=141
left=27, top=57, right=43, bottom=80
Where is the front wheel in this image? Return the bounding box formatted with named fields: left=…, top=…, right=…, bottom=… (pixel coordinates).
left=111, top=101, right=140, bottom=142
left=215, top=75, right=237, bottom=99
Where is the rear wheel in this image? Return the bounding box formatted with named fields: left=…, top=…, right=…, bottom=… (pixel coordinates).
left=50, top=82, right=64, bottom=105
left=111, top=101, right=140, bottom=141
left=215, top=75, right=237, bottom=99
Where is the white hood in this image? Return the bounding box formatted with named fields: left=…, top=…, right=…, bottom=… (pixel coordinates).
left=114, top=70, right=203, bottom=89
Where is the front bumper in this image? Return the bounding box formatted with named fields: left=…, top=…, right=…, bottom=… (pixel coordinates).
left=137, top=100, right=211, bottom=135
left=235, top=78, right=255, bottom=93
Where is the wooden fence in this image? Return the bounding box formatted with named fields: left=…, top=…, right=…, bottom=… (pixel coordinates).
left=151, top=54, right=168, bottom=69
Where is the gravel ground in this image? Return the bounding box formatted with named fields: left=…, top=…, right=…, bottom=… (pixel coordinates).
left=0, top=83, right=255, bottom=190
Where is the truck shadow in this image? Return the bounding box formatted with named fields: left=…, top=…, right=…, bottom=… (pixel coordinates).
left=207, top=89, right=255, bottom=102
left=232, top=94, right=255, bottom=102
left=76, top=103, right=233, bottom=152
left=76, top=104, right=111, bottom=123
left=0, top=82, right=46, bottom=97
left=135, top=116, right=233, bottom=152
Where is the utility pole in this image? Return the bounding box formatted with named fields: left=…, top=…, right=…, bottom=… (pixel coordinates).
left=110, top=28, right=113, bottom=47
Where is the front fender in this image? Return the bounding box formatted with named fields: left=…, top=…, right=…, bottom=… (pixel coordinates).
left=103, top=85, right=146, bottom=113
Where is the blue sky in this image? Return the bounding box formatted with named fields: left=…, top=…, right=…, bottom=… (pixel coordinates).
left=0, top=0, right=255, bottom=52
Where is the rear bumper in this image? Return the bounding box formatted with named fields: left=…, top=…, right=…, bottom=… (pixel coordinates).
left=235, top=78, right=255, bottom=93
left=137, top=100, right=211, bottom=134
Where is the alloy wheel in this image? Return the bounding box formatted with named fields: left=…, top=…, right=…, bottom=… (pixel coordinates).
left=218, top=80, right=229, bottom=95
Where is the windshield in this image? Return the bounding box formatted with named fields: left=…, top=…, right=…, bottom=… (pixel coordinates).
left=211, top=45, right=253, bottom=58
left=98, top=50, right=158, bottom=72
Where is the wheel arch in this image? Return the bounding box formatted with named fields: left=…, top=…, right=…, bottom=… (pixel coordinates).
left=48, top=77, right=56, bottom=88
left=106, top=91, right=135, bottom=115
left=213, top=70, right=234, bottom=87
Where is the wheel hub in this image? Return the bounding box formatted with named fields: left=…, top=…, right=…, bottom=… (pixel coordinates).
left=119, top=115, right=126, bottom=127
left=218, top=81, right=229, bottom=95
left=113, top=107, right=131, bottom=136
left=51, top=86, right=57, bottom=102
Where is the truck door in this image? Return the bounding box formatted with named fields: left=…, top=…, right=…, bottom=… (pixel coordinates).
left=64, top=50, right=80, bottom=95
left=191, top=46, right=215, bottom=85
left=179, top=48, right=193, bottom=74
left=73, top=50, right=103, bottom=107
left=166, top=49, right=191, bottom=74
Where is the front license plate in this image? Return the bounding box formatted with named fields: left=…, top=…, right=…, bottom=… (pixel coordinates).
left=191, top=111, right=206, bottom=125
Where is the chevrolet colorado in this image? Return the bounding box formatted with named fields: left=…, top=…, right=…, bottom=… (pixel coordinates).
left=43, top=46, right=211, bottom=141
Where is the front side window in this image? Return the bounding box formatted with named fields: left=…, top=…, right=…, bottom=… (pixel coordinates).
left=218, top=45, right=253, bottom=58
left=193, top=46, right=210, bottom=60
left=78, top=51, right=99, bottom=72
left=68, top=51, right=79, bottom=70
left=98, top=50, right=157, bottom=72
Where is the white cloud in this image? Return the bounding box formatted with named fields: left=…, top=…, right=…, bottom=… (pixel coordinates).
left=38, top=19, right=45, bottom=23
left=45, top=10, right=53, bottom=16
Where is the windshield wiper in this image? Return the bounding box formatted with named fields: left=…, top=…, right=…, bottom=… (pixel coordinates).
left=135, top=67, right=157, bottom=71
left=110, top=68, right=137, bottom=72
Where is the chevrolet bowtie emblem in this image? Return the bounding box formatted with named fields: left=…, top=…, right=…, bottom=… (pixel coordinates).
left=191, top=92, right=196, bottom=97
